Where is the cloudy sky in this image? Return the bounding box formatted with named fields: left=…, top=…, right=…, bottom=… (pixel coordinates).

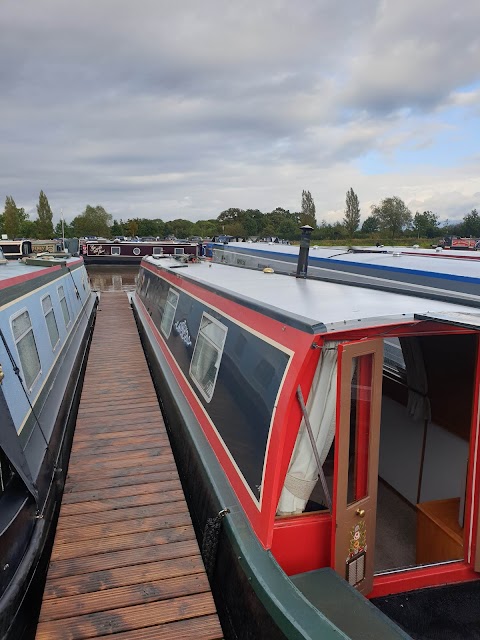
left=1, top=1, right=479, bottom=226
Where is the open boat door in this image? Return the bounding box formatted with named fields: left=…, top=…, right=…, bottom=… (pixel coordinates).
left=332, top=339, right=383, bottom=595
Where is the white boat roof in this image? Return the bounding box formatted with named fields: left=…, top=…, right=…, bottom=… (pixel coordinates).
left=144, top=256, right=480, bottom=334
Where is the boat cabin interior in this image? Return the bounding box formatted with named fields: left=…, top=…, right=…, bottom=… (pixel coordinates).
left=272, top=320, right=480, bottom=600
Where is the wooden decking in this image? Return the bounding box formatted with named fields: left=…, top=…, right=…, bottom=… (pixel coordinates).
left=36, top=292, right=223, bottom=640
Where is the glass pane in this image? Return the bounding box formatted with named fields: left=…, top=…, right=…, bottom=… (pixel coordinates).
left=45, top=309, right=59, bottom=348
left=160, top=289, right=179, bottom=338
left=347, top=354, right=373, bottom=505
left=191, top=334, right=219, bottom=400
left=18, top=331, right=41, bottom=388
left=42, top=295, right=53, bottom=314
left=12, top=311, right=32, bottom=339
left=201, top=317, right=226, bottom=348
left=60, top=296, right=70, bottom=325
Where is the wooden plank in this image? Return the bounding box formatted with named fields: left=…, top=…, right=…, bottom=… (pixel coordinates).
left=55, top=500, right=186, bottom=531
left=54, top=512, right=194, bottom=544
left=36, top=592, right=218, bottom=640
left=50, top=524, right=196, bottom=561
left=48, top=539, right=201, bottom=580
left=77, top=614, right=223, bottom=640
left=39, top=573, right=212, bottom=621
left=43, top=555, right=206, bottom=599
left=63, top=469, right=179, bottom=494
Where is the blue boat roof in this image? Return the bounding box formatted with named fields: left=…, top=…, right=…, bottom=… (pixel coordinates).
left=220, top=242, right=480, bottom=282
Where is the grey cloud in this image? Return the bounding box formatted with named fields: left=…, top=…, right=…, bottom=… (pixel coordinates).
left=0, top=0, right=479, bottom=223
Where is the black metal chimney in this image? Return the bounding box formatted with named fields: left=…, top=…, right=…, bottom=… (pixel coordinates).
left=296, top=225, right=313, bottom=278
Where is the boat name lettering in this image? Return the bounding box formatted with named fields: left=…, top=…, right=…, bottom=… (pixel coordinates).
left=174, top=319, right=192, bottom=346
left=89, top=245, right=106, bottom=255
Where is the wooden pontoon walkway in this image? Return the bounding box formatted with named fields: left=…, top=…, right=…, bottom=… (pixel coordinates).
left=36, top=292, right=223, bottom=640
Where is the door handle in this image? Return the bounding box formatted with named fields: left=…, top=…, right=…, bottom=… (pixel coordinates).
left=356, top=508, right=365, bottom=518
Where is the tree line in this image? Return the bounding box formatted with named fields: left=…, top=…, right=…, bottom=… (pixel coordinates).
left=1, top=190, right=479, bottom=243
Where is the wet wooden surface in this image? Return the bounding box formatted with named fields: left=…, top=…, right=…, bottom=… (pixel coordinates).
left=36, top=291, right=223, bottom=639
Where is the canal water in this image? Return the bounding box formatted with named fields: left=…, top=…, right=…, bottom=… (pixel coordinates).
left=87, top=265, right=140, bottom=292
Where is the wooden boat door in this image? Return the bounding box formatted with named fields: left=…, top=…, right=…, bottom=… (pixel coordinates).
left=332, top=339, right=383, bottom=595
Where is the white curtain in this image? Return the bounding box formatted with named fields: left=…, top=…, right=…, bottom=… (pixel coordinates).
left=277, top=341, right=341, bottom=515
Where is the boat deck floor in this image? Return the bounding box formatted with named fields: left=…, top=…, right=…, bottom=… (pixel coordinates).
left=36, top=291, right=223, bottom=640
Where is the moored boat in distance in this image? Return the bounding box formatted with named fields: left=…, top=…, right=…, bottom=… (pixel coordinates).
left=81, top=239, right=200, bottom=265
left=131, top=248, right=480, bottom=639
left=0, top=240, right=33, bottom=261
left=0, top=249, right=97, bottom=639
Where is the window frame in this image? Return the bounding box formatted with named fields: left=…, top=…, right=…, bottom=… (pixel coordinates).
left=189, top=312, right=228, bottom=403
left=57, top=284, right=71, bottom=328
left=10, top=307, right=42, bottom=391
left=41, top=293, right=60, bottom=350
left=153, top=246, right=163, bottom=256
left=174, top=247, right=185, bottom=255
left=111, top=246, right=121, bottom=255
left=160, top=288, right=180, bottom=339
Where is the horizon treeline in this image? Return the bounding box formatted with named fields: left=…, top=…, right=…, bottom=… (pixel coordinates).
left=1, top=190, right=479, bottom=244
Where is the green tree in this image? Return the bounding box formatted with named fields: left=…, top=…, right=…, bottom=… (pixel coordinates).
left=164, top=219, right=195, bottom=239
left=72, top=205, right=112, bottom=238
left=300, top=190, right=317, bottom=227
left=111, top=219, right=125, bottom=237
left=36, top=190, right=55, bottom=238
left=371, top=196, right=412, bottom=240
left=361, top=215, right=380, bottom=234
left=218, top=208, right=244, bottom=226
left=193, top=219, right=221, bottom=238
left=21, top=219, right=38, bottom=238
left=136, top=218, right=165, bottom=238
left=126, top=219, right=139, bottom=238
left=243, top=209, right=265, bottom=237
left=343, top=188, right=361, bottom=237
left=462, top=209, right=480, bottom=237
left=54, top=220, right=74, bottom=238
left=412, top=211, right=440, bottom=239
left=3, top=196, right=28, bottom=238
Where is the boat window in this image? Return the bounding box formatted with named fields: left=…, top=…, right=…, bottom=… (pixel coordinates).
left=11, top=309, right=41, bottom=390
left=190, top=312, right=227, bottom=403
left=153, top=247, right=163, bottom=255
left=174, top=248, right=185, bottom=255
left=160, top=288, right=179, bottom=338
left=111, top=246, right=121, bottom=255
left=133, top=247, right=141, bottom=256
left=58, top=285, right=71, bottom=327
left=41, top=294, right=60, bottom=350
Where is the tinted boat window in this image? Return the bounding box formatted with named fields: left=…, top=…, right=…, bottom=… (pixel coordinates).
left=12, top=310, right=41, bottom=389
